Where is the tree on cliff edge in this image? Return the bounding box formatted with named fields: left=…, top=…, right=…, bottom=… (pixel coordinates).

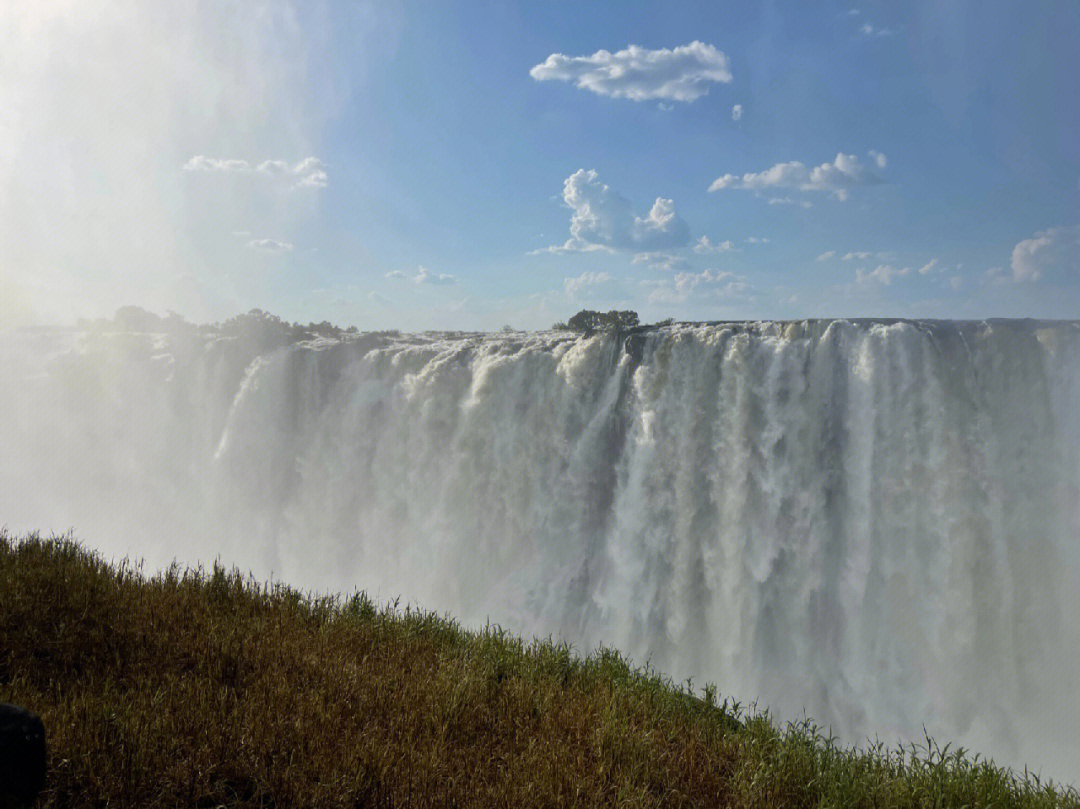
left=553, top=309, right=639, bottom=333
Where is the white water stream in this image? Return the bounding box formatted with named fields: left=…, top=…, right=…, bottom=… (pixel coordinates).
left=2, top=319, right=1078, bottom=781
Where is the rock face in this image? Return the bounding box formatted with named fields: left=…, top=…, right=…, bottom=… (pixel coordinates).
left=0, top=704, right=46, bottom=806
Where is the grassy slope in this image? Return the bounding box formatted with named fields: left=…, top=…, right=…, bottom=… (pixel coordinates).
left=0, top=533, right=1075, bottom=809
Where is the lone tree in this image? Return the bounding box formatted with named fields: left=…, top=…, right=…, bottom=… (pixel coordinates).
left=553, top=309, right=639, bottom=333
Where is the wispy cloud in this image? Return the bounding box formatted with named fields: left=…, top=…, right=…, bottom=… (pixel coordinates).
left=644, top=268, right=750, bottom=304
left=709, top=151, right=886, bottom=200
left=386, top=266, right=457, bottom=285
left=768, top=197, right=813, bottom=208
left=856, top=264, right=911, bottom=285
left=539, top=169, right=691, bottom=254
left=860, top=22, right=893, bottom=37
left=183, top=156, right=328, bottom=188
left=564, top=271, right=613, bottom=296
left=817, top=250, right=836, bottom=261
left=530, top=42, right=732, bottom=103
left=731, top=103, right=743, bottom=121
left=247, top=238, right=293, bottom=254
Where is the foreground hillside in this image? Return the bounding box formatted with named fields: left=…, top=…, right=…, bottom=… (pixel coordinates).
left=1, top=533, right=1075, bottom=808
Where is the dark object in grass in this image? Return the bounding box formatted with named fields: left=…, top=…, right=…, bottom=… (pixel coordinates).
left=0, top=703, right=46, bottom=807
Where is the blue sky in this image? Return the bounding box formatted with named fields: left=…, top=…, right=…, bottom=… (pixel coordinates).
left=2, top=1, right=1078, bottom=330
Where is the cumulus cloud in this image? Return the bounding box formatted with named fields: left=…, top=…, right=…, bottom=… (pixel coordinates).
left=247, top=238, right=293, bottom=254
left=184, top=155, right=328, bottom=188
left=1011, top=225, right=1080, bottom=282
left=542, top=169, right=691, bottom=254
left=855, top=264, right=911, bottom=285
left=530, top=42, right=731, bottom=103
left=644, top=268, right=750, bottom=304
left=731, top=103, right=743, bottom=121
left=564, top=271, right=613, bottom=296
left=709, top=151, right=886, bottom=200
left=386, top=266, right=456, bottom=285
left=693, top=235, right=736, bottom=254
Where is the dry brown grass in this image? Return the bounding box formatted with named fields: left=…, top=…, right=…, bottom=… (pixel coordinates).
left=1, top=532, right=1075, bottom=808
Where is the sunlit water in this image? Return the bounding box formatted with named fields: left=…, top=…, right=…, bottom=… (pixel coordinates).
left=2, top=319, right=1078, bottom=782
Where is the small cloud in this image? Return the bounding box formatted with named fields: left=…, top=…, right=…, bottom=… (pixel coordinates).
left=530, top=41, right=732, bottom=103
left=860, top=22, right=893, bottom=36
left=658, top=102, right=674, bottom=112
left=645, top=268, right=750, bottom=304
left=768, top=197, right=813, bottom=208
left=387, top=266, right=457, bottom=285
left=817, top=250, right=836, bottom=261
left=247, top=238, right=293, bottom=254
left=856, top=263, right=910, bottom=285
left=693, top=235, right=737, bottom=254
left=842, top=251, right=872, bottom=261
left=949, top=276, right=963, bottom=291
left=869, top=149, right=887, bottom=169
left=564, top=271, right=613, bottom=296
left=709, top=151, right=886, bottom=200
left=633, top=251, right=690, bottom=271
left=231, top=230, right=251, bottom=238
left=1010, top=224, right=1080, bottom=282
left=848, top=7, right=861, bottom=15
left=731, top=103, right=743, bottom=121
left=918, top=258, right=940, bottom=275
left=745, top=236, right=769, bottom=244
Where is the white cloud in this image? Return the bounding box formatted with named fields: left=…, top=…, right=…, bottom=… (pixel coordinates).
left=768, top=197, right=813, bottom=208
left=693, top=235, right=736, bottom=254
left=644, top=268, right=750, bottom=304
left=817, top=250, right=835, bottom=261
left=543, top=169, right=691, bottom=253
left=1011, top=225, right=1080, bottom=282
left=869, top=149, right=887, bottom=169
left=856, top=264, right=911, bottom=285
left=184, top=155, right=328, bottom=188
left=745, top=236, right=769, bottom=244
left=731, top=103, right=743, bottom=121
left=564, top=271, right=613, bottom=296
left=859, top=22, right=893, bottom=37
left=632, top=251, right=689, bottom=271
left=386, top=266, right=457, bottom=285
left=247, top=238, right=293, bottom=254
left=530, top=42, right=732, bottom=103
left=842, top=251, right=872, bottom=261
left=709, top=152, right=886, bottom=200
left=918, top=258, right=940, bottom=275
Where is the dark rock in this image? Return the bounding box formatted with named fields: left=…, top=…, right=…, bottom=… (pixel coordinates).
left=0, top=704, right=46, bottom=807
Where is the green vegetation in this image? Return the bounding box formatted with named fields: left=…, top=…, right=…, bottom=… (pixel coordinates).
left=1, top=532, right=1075, bottom=808
left=552, top=310, right=641, bottom=333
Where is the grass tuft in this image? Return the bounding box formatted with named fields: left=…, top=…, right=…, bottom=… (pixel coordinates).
left=1, top=531, right=1075, bottom=808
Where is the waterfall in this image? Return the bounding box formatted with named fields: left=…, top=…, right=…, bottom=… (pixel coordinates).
left=2, top=318, right=1078, bottom=780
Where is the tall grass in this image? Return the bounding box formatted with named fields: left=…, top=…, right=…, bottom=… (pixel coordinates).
left=1, top=532, right=1075, bottom=808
